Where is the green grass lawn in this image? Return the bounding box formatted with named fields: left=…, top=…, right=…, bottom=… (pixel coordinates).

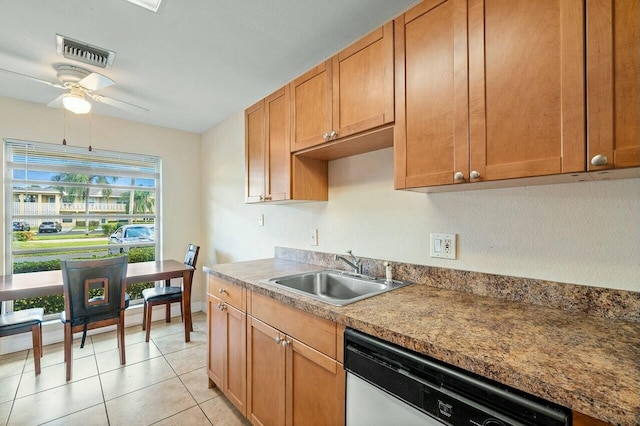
left=14, top=239, right=108, bottom=250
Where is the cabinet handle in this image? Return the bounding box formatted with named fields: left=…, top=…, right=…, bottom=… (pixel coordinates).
left=330, top=130, right=338, bottom=140
left=454, top=172, right=464, bottom=181
left=218, top=288, right=226, bottom=294
left=323, top=133, right=330, bottom=141
left=281, top=340, right=290, bottom=347
left=263, top=195, right=272, bottom=201
left=591, top=154, right=608, bottom=166
left=275, top=337, right=282, bottom=344
left=259, top=195, right=264, bottom=201
left=470, top=170, right=480, bottom=180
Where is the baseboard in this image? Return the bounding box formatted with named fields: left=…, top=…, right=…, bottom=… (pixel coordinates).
left=0, top=302, right=205, bottom=356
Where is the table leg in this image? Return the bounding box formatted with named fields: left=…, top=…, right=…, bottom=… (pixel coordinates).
left=182, top=270, right=193, bottom=342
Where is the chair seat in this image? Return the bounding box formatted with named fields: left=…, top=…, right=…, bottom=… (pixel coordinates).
left=142, top=286, right=182, bottom=303
left=0, top=308, right=44, bottom=335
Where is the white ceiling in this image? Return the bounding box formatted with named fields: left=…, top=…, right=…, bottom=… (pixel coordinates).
left=0, top=0, right=418, bottom=134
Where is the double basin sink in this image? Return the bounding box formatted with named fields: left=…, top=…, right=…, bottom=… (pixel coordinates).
left=261, top=269, right=411, bottom=306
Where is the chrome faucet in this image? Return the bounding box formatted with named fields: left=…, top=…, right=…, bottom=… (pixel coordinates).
left=334, top=250, right=362, bottom=274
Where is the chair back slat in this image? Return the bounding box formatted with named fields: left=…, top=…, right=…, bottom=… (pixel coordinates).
left=61, top=256, right=128, bottom=326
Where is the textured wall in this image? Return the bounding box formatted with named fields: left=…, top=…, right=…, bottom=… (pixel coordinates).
left=202, top=111, right=640, bottom=292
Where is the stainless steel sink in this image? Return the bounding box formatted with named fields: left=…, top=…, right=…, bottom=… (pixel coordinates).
left=260, top=270, right=411, bottom=306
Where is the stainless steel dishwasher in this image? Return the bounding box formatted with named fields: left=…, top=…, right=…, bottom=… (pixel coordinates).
left=344, top=329, right=571, bottom=426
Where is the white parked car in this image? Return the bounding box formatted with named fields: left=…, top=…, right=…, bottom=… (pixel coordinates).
left=108, top=224, right=155, bottom=254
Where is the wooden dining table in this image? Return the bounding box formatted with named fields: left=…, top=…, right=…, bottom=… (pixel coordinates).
left=0, top=260, right=196, bottom=342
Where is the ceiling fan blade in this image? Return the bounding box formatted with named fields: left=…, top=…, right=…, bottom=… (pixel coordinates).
left=47, top=94, right=66, bottom=108
left=0, top=67, right=66, bottom=89
left=78, top=72, right=114, bottom=91
left=89, top=93, right=149, bottom=114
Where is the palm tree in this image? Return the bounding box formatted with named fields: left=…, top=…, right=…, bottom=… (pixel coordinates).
left=119, top=189, right=155, bottom=214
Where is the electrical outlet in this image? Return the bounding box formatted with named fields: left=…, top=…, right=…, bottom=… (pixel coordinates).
left=258, top=214, right=264, bottom=226
left=309, top=228, right=318, bottom=246
left=430, top=233, right=457, bottom=259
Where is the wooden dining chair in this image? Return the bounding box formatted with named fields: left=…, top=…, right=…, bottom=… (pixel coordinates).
left=142, top=244, right=199, bottom=342
left=0, top=308, right=44, bottom=374
left=60, top=255, right=129, bottom=381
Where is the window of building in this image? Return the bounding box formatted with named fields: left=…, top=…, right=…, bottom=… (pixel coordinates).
left=4, top=139, right=162, bottom=316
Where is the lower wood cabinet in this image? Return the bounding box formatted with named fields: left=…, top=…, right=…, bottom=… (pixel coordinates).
left=206, top=273, right=345, bottom=426
left=207, top=277, right=247, bottom=416
left=246, top=317, right=344, bottom=426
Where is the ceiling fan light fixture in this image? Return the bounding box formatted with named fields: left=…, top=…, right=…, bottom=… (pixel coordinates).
left=125, top=0, right=162, bottom=12
left=62, top=93, right=91, bottom=114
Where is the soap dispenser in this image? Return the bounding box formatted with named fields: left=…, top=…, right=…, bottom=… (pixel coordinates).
left=383, top=261, right=393, bottom=284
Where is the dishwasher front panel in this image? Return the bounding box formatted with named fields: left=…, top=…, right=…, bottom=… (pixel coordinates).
left=346, top=373, right=443, bottom=426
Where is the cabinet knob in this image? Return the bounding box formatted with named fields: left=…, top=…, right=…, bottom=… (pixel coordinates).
left=259, top=195, right=264, bottom=201
left=281, top=340, right=290, bottom=347
left=591, top=154, right=608, bottom=166
left=454, top=172, right=464, bottom=181
left=323, top=133, right=330, bottom=141
left=330, top=130, right=338, bottom=140
left=470, top=170, right=481, bottom=180
left=263, top=195, right=272, bottom=201
left=275, top=337, right=283, bottom=344
left=218, top=288, right=226, bottom=294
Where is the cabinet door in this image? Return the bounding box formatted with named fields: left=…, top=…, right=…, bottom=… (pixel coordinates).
left=586, top=0, right=639, bottom=170
left=468, top=0, right=585, bottom=181
left=207, top=295, right=225, bottom=389
left=332, top=22, right=394, bottom=141
left=207, top=297, right=247, bottom=415
left=286, top=337, right=345, bottom=426
left=265, top=87, right=291, bottom=201
left=245, top=100, right=266, bottom=202
left=394, top=0, right=469, bottom=188
left=247, top=317, right=286, bottom=426
left=225, top=304, right=246, bottom=416
left=290, top=61, right=333, bottom=152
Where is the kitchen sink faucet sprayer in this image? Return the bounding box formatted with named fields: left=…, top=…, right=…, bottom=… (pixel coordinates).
left=334, top=250, right=362, bottom=274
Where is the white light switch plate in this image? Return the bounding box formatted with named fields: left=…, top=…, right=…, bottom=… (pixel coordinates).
left=430, top=233, right=456, bottom=259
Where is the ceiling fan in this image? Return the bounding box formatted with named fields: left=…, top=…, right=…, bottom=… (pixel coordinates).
left=0, top=64, right=148, bottom=114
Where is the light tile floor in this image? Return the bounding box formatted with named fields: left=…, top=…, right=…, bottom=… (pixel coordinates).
left=0, top=312, right=249, bottom=426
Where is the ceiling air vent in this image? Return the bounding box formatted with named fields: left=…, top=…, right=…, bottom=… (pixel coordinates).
left=56, top=34, right=116, bottom=69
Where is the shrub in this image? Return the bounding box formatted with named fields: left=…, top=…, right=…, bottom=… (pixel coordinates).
left=101, top=223, right=119, bottom=236
left=14, top=231, right=33, bottom=242
left=14, top=259, right=61, bottom=273
left=128, top=246, right=155, bottom=263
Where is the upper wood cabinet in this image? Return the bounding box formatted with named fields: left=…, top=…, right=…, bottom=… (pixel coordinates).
left=245, top=87, right=328, bottom=203
left=394, top=0, right=469, bottom=188
left=468, top=0, right=586, bottom=182
left=291, top=22, right=394, bottom=152
left=245, top=99, right=266, bottom=202
left=395, top=0, right=587, bottom=189
left=586, top=0, right=640, bottom=171
left=246, top=87, right=291, bottom=203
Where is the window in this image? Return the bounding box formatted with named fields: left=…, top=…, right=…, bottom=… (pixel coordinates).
left=4, top=139, right=162, bottom=315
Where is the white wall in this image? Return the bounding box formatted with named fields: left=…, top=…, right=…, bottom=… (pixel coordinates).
left=0, top=97, right=205, bottom=300
left=202, top=111, right=640, bottom=292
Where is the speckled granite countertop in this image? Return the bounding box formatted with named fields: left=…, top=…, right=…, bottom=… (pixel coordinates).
left=204, top=259, right=640, bottom=425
